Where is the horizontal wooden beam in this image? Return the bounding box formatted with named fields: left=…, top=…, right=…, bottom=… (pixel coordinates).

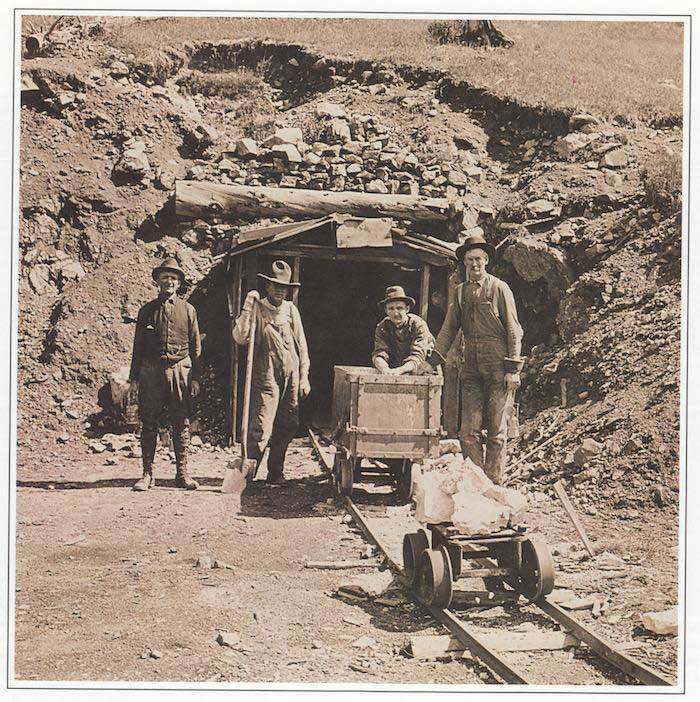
left=176, top=181, right=451, bottom=230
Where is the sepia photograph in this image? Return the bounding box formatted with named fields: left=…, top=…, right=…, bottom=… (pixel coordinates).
left=5, top=5, right=693, bottom=694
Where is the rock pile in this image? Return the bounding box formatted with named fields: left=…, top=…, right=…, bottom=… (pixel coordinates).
left=193, top=102, right=491, bottom=200
left=413, top=445, right=528, bottom=532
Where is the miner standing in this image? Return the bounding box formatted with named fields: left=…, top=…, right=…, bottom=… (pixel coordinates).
left=429, top=233, right=523, bottom=484
left=129, top=257, right=202, bottom=491
left=233, top=260, right=311, bottom=483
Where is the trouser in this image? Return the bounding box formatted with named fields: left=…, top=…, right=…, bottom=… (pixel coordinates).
left=247, top=369, right=299, bottom=479
left=443, top=363, right=461, bottom=438
left=459, top=367, right=509, bottom=485
left=138, top=356, right=193, bottom=471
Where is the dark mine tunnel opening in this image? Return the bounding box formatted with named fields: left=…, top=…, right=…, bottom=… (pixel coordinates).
left=492, top=259, right=561, bottom=355
left=296, top=257, right=424, bottom=429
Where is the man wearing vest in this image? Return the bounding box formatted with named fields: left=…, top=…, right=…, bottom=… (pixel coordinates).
left=430, top=233, right=524, bottom=485
left=128, top=257, right=202, bottom=491
left=233, top=260, right=311, bottom=483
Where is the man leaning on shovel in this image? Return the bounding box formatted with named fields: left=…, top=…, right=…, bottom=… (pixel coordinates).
left=128, top=257, right=202, bottom=491
left=232, top=260, right=311, bottom=484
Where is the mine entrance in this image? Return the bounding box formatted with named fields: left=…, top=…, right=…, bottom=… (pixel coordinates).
left=297, top=258, right=422, bottom=428
left=493, top=260, right=562, bottom=353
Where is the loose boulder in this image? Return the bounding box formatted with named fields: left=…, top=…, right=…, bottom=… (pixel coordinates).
left=641, top=607, right=677, bottom=636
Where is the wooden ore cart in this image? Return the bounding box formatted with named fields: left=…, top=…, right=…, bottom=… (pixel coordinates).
left=330, top=366, right=443, bottom=500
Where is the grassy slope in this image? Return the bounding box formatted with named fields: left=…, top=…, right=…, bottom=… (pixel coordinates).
left=105, top=17, right=684, bottom=123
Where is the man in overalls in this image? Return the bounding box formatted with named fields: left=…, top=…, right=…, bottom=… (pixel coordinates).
left=429, top=233, right=524, bottom=484
left=129, top=257, right=201, bottom=491
left=233, top=260, right=311, bottom=483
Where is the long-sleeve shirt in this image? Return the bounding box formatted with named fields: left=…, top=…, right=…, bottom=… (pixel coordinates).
left=129, top=295, right=201, bottom=381
left=372, top=313, right=434, bottom=371
left=233, top=297, right=310, bottom=378
left=434, top=273, right=522, bottom=362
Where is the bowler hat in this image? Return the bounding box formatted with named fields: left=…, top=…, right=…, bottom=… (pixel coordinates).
left=152, top=256, right=186, bottom=283
left=378, top=285, right=415, bottom=310
left=258, top=260, right=300, bottom=287
left=455, top=231, right=496, bottom=262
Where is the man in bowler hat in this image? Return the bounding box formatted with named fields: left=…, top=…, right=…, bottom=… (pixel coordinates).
left=233, top=260, right=311, bottom=483
left=128, top=257, right=202, bottom=491
left=429, top=233, right=524, bottom=484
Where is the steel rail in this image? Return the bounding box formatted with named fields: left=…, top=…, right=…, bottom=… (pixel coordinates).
left=314, top=434, right=529, bottom=682
left=536, top=598, right=673, bottom=687
left=459, top=543, right=674, bottom=687
left=343, top=497, right=529, bottom=685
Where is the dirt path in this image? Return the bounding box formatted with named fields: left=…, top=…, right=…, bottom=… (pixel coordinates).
left=14, top=436, right=678, bottom=685
left=14, top=439, right=491, bottom=684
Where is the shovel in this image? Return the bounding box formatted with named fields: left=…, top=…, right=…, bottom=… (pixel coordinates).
left=222, top=298, right=259, bottom=493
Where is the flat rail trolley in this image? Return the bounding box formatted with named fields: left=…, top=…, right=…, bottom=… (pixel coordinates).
left=402, top=522, right=555, bottom=608
left=330, top=366, right=443, bottom=502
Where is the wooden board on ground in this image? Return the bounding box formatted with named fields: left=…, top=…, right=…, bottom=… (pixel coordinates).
left=553, top=480, right=596, bottom=556
left=304, top=559, right=380, bottom=570
left=409, top=630, right=580, bottom=658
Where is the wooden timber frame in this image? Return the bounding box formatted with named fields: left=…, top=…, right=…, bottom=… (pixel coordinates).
left=221, top=215, right=457, bottom=443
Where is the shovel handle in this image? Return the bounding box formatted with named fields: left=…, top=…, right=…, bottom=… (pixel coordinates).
left=240, top=299, right=258, bottom=461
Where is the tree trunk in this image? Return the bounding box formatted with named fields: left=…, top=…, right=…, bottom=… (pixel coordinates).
left=175, top=181, right=452, bottom=230
left=428, top=20, right=514, bottom=48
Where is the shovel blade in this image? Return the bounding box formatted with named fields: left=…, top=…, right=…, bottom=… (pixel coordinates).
left=221, top=458, right=247, bottom=494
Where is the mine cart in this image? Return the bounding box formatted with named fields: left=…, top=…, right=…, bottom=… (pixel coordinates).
left=330, top=366, right=443, bottom=502
left=402, top=523, right=555, bottom=608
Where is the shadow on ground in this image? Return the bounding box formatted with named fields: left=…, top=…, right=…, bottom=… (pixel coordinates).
left=16, top=476, right=224, bottom=490
left=239, top=474, right=338, bottom=519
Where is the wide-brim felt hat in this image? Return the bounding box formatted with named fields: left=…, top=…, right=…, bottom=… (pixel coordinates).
left=455, top=231, right=496, bottom=261
left=152, top=256, right=186, bottom=283
left=379, top=285, right=415, bottom=309
left=258, top=260, right=300, bottom=287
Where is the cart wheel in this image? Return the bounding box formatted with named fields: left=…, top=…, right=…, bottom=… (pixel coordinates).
left=418, top=546, right=453, bottom=608
left=402, top=530, right=429, bottom=587
left=395, top=460, right=412, bottom=504
left=519, top=537, right=555, bottom=601
left=338, top=456, right=354, bottom=497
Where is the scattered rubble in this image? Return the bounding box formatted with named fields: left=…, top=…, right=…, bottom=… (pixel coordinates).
left=641, top=607, right=678, bottom=636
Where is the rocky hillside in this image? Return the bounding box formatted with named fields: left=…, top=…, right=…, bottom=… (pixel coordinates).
left=17, top=20, right=682, bottom=512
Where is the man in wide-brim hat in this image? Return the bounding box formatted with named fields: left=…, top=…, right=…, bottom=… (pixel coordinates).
left=128, top=256, right=202, bottom=491
left=428, top=231, right=524, bottom=484
left=372, top=285, right=434, bottom=376
left=233, top=260, right=311, bottom=483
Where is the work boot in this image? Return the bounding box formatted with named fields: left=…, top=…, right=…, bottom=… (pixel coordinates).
left=134, top=426, right=158, bottom=491
left=265, top=470, right=284, bottom=484
left=172, top=422, right=197, bottom=488
left=141, top=425, right=158, bottom=466
left=175, top=464, right=199, bottom=490
left=266, top=440, right=289, bottom=484
left=133, top=469, right=155, bottom=491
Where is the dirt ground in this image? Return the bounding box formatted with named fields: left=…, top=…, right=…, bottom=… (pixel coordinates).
left=14, top=439, right=484, bottom=685
left=14, top=437, right=678, bottom=686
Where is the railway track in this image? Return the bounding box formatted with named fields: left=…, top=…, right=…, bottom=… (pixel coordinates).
left=309, top=430, right=675, bottom=687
